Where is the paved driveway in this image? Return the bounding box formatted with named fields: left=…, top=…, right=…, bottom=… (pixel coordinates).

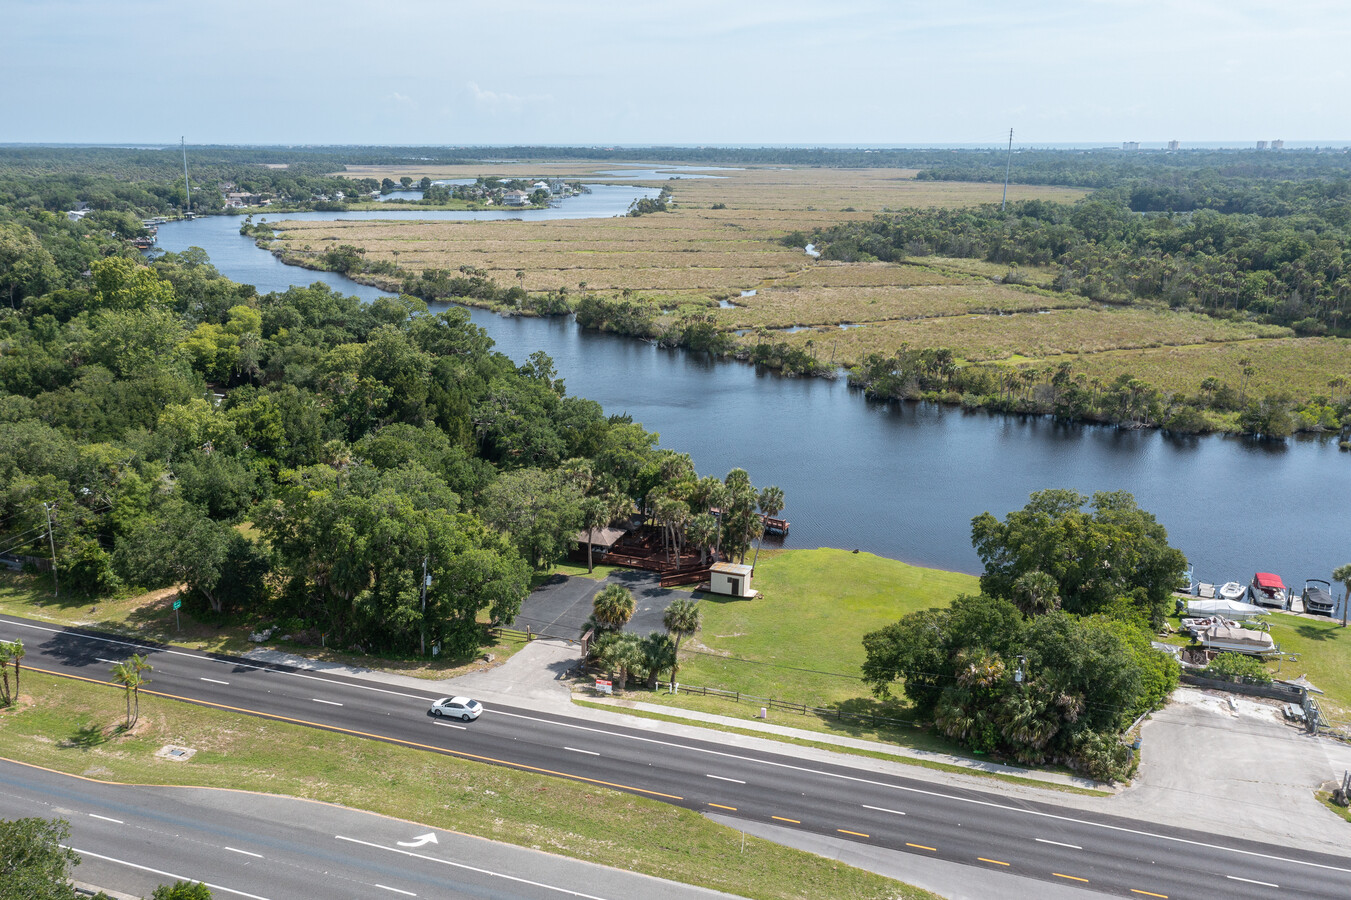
left=512, top=570, right=684, bottom=639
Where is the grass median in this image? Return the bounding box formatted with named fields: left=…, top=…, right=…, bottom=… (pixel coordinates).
left=0, top=671, right=938, bottom=900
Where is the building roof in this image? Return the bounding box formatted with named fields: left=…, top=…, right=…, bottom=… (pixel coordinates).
left=575, top=526, right=627, bottom=547
left=711, top=562, right=753, bottom=576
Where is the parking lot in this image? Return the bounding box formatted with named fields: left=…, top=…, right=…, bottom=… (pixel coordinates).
left=511, top=569, right=687, bottom=639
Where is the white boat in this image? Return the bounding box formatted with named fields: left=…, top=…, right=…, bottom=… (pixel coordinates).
left=1183, top=598, right=1267, bottom=620
left=1217, top=582, right=1246, bottom=602
left=1248, top=572, right=1288, bottom=609
left=1198, top=622, right=1276, bottom=655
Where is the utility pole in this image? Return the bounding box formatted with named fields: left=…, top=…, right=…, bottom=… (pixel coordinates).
left=1001, top=128, right=1014, bottom=211
left=182, top=137, right=191, bottom=217
left=41, top=501, right=58, bottom=597
left=420, top=555, right=429, bottom=656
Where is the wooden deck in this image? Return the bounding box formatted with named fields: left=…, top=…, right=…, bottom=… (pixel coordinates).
left=595, top=525, right=708, bottom=577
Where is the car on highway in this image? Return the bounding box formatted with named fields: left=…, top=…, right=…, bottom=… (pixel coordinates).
left=429, top=696, right=482, bottom=721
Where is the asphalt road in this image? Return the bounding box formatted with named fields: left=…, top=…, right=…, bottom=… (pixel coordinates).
left=5, top=612, right=1351, bottom=900
left=0, top=759, right=732, bottom=900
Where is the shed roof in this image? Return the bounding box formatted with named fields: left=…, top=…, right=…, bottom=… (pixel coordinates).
left=711, top=562, right=753, bottom=576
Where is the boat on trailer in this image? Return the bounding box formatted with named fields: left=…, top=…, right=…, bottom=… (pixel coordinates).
left=1198, top=621, right=1277, bottom=655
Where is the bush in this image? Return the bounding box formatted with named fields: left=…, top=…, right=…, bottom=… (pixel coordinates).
left=1201, top=652, right=1272, bottom=684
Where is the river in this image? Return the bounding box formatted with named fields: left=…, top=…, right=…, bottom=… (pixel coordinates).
left=155, top=192, right=1351, bottom=591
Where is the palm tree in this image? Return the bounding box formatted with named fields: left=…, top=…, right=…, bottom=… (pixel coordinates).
left=591, top=584, right=635, bottom=634
left=580, top=496, right=610, bottom=574
left=1011, top=570, right=1061, bottom=617
left=662, top=597, right=701, bottom=685
left=640, top=631, right=675, bottom=688
left=1333, top=564, right=1351, bottom=627
left=686, top=513, right=717, bottom=566
left=112, top=653, right=153, bottom=728
left=597, top=631, right=646, bottom=693
left=0, top=642, right=11, bottom=706
left=752, top=485, right=784, bottom=571
left=8, top=639, right=23, bottom=701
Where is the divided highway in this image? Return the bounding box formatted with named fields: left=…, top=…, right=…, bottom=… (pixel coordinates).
left=4, top=612, right=1350, bottom=900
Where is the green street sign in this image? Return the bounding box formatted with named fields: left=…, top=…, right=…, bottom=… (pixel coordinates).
left=172, top=599, right=182, bottom=610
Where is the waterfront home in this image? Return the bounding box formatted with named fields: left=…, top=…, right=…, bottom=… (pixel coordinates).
left=503, top=190, right=530, bottom=206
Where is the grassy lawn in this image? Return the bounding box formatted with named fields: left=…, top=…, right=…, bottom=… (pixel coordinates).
left=0, top=672, right=933, bottom=900
left=1265, top=613, right=1351, bottom=719
left=626, top=548, right=977, bottom=753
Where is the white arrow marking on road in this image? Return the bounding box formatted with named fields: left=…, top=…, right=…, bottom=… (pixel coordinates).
left=396, top=833, right=438, bottom=848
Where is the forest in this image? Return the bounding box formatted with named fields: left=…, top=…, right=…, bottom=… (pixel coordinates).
left=0, top=200, right=771, bottom=659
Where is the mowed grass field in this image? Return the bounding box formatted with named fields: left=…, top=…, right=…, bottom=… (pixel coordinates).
left=305, top=161, right=1351, bottom=401
left=0, top=672, right=930, bottom=900
left=633, top=549, right=979, bottom=750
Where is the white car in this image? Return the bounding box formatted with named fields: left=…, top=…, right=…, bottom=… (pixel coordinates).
left=430, top=696, right=482, bottom=721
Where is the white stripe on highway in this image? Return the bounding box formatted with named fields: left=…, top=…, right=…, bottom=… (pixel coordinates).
left=375, top=886, right=416, bottom=896
left=337, top=835, right=613, bottom=900
left=96, top=657, right=119, bottom=664
left=88, top=814, right=123, bottom=824
left=490, top=709, right=1351, bottom=876
left=862, top=805, right=905, bottom=816
left=312, top=699, right=343, bottom=706
left=1036, top=838, right=1082, bottom=850
left=434, top=721, right=466, bottom=730
left=69, top=846, right=272, bottom=899
left=706, top=774, right=746, bottom=784
left=1227, top=875, right=1279, bottom=888
left=565, top=746, right=600, bottom=755
left=201, top=677, right=230, bottom=685
left=227, top=847, right=264, bottom=858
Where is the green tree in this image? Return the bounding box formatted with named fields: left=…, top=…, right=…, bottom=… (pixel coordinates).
left=579, top=496, right=610, bottom=574
left=971, top=489, right=1187, bottom=627
left=595, top=630, right=645, bottom=693
left=116, top=501, right=260, bottom=615
left=1011, top=570, right=1060, bottom=617
left=482, top=468, right=582, bottom=569
left=640, top=631, right=676, bottom=688
left=0, top=642, right=11, bottom=706
left=591, top=583, right=635, bottom=633
left=1333, top=563, right=1351, bottom=628
left=661, top=597, right=701, bottom=685
left=111, top=653, right=151, bottom=728
left=0, top=817, right=81, bottom=900
left=752, top=485, right=784, bottom=570
left=7, top=639, right=23, bottom=703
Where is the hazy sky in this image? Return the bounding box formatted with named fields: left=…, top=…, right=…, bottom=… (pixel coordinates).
left=6, top=0, right=1347, bottom=145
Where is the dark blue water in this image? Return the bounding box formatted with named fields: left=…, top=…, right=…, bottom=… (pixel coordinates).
left=157, top=197, right=1351, bottom=587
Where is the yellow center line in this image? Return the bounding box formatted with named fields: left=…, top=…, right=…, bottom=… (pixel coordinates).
left=708, top=803, right=738, bottom=811
left=978, top=857, right=1010, bottom=866
left=837, top=829, right=870, bottom=838
left=27, top=666, right=688, bottom=801
left=771, top=815, right=800, bottom=824
left=1054, top=873, right=1089, bottom=883
left=906, top=842, right=938, bottom=852
left=1131, top=891, right=1168, bottom=898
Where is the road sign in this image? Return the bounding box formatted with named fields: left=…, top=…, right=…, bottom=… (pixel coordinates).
left=595, top=679, right=612, bottom=694
left=172, top=599, right=182, bottom=610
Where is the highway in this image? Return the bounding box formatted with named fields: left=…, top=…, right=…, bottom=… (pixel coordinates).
left=0, top=759, right=731, bottom=900
left=5, top=612, right=1351, bottom=899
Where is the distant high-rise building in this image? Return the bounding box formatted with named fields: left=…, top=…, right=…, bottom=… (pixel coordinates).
left=1271, top=139, right=1285, bottom=150
left=1167, top=140, right=1180, bottom=151
left=1256, top=140, right=1269, bottom=150
left=1122, top=141, right=1140, bottom=151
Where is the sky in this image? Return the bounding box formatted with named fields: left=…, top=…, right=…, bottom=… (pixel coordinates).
left=5, top=0, right=1349, bottom=146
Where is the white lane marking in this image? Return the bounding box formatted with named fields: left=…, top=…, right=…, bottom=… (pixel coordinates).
left=96, top=657, right=119, bottom=664
left=705, top=773, right=746, bottom=784
left=565, top=747, right=600, bottom=756
left=862, top=804, right=906, bottom=816
left=88, top=813, right=123, bottom=824
left=69, top=846, right=271, bottom=899
left=336, top=834, right=613, bottom=899
left=312, top=699, right=343, bottom=706
left=490, top=709, right=1351, bottom=876
left=2, top=616, right=437, bottom=703
left=201, top=677, right=230, bottom=685
left=434, top=721, right=466, bottom=730
left=1227, top=875, right=1279, bottom=888
left=226, top=847, right=264, bottom=858
left=375, top=886, right=416, bottom=897
left=1036, top=838, right=1083, bottom=850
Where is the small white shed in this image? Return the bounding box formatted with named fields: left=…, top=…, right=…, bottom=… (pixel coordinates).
left=709, top=562, right=755, bottom=598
